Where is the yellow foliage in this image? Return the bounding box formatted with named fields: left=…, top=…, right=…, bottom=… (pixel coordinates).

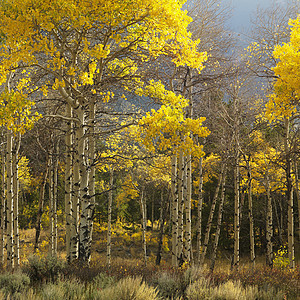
left=266, top=16, right=300, bottom=120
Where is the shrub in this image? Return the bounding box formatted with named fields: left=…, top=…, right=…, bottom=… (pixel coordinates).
left=273, top=246, right=290, bottom=269
left=210, top=280, right=249, bottom=300
left=92, top=272, right=115, bottom=289
left=98, top=276, right=159, bottom=300
left=39, top=278, right=86, bottom=300
left=0, top=272, right=30, bottom=296
left=152, top=271, right=180, bottom=299
left=186, top=277, right=212, bottom=300
left=22, top=254, right=65, bottom=283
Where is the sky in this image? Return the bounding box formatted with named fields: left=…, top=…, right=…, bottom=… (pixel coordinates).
left=229, top=0, right=284, bottom=31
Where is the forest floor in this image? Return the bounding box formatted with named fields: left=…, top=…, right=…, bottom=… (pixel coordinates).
left=6, top=223, right=298, bottom=299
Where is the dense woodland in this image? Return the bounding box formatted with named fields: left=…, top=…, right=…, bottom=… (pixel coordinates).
left=0, top=0, right=299, bottom=280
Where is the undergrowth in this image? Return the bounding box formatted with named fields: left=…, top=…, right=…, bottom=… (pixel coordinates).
left=0, top=255, right=298, bottom=299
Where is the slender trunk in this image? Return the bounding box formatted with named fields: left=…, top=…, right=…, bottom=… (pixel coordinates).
left=34, top=158, right=49, bottom=252
left=197, top=156, right=204, bottom=264
left=232, top=92, right=240, bottom=270
left=284, top=118, right=295, bottom=269
left=78, top=106, right=90, bottom=263
left=151, top=191, right=155, bottom=231
left=200, top=163, right=225, bottom=265
left=53, top=143, right=58, bottom=254
left=88, top=101, right=96, bottom=257
left=266, top=171, right=273, bottom=267
left=12, top=133, right=21, bottom=266
left=210, top=167, right=226, bottom=271
left=184, top=154, right=192, bottom=263
left=6, top=130, right=13, bottom=269
left=1, top=139, right=6, bottom=265
left=246, top=159, right=255, bottom=267
left=49, top=153, right=54, bottom=255
left=65, top=104, right=72, bottom=262
left=293, top=159, right=300, bottom=241
left=156, top=190, right=167, bottom=265
left=107, top=166, right=113, bottom=269
left=177, top=152, right=184, bottom=265
left=233, top=150, right=240, bottom=269
left=171, top=155, right=178, bottom=267
left=139, top=188, right=147, bottom=266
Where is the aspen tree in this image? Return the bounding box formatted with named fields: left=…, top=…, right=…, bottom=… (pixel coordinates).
left=139, top=187, right=147, bottom=266
left=156, top=190, right=168, bottom=266
left=107, top=166, right=113, bottom=269
left=12, top=133, right=21, bottom=266
left=284, top=118, right=295, bottom=269
left=294, top=159, right=300, bottom=241
left=265, top=167, right=273, bottom=267
left=171, top=155, right=178, bottom=267
left=246, top=157, right=255, bottom=267
left=177, top=152, right=185, bottom=265
left=0, top=137, right=5, bottom=265
left=200, top=163, right=225, bottom=265
left=210, top=165, right=226, bottom=271
left=64, top=104, right=72, bottom=261
left=6, top=130, right=13, bottom=269
left=196, top=155, right=204, bottom=264
left=0, top=0, right=207, bottom=263
left=34, top=159, right=49, bottom=252
left=87, top=101, right=96, bottom=256
left=53, top=142, right=59, bottom=254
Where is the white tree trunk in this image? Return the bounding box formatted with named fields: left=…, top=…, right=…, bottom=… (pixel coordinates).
left=246, top=159, right=255, bottom=268
left=0, top=138, right=6, bottom=265
left=107, top=166, right=113, bottom=269
left=197, top=156, right=204, bottom=264
left=200, top=163, right=225, bottom=265
left=284, top=118, right=295, bottom=269
left=171, top=155, right=178, bottom=267
left=184, top=154, right=192, bottom=263
left=177, top=152, right=184, bottom=265
left=65, top=104, right=72, bottom=261
left=49, top=153, right=54, bottom=255
left=70, top=113, right=80, bottom=261
left=87, top=101, right=96, bottom=258
left=53, top=143, right=58, bottom=254
left=233, top=152, right=240, bottom=268
left=78, top=107, right=91, bottom=263
left=6, top=130, right=14, bottom=269
left=139, top=188, right=147, bottom=266
left=12, top=133, right=21, bottom=266
left=265, top=167, right=273, bottom=267
left=210, top=166, right=226, bottom=271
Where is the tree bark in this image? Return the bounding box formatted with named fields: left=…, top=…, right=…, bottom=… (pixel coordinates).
left=177, top=151, right=184, bottom=265
left=64, top=104, right=72, bottom=262
left=284, top=118, right=295, bottom=269
left=107, top=166, right=113, bottom=269
left=139, top=188, right=147, bottom=266
left=12, top=133, right=21, bottom=266
left=0, top=136, right=6, bottom=265
left=78, top=106, right=91, bottom=263
left=197, top=156, right=204, bottom=265
left=34, top=158, right=49, bottom=252
left=184, top=154, right=192, bottom=263
left=246, top=158, right=255, bottom=267
left=87, top=100, right=96, bottom=258
left=293, top=159, right=300, bottom=242
left=171, top=155, right=178, bottom=267
left=265, top=170, right=273, bottom=267
left=156, top=190, right=166, bottom=266
left=6, top=130, right=14, bottom=269
left=210, top=166, right=226, bottom=271
left=200, top=163, right=225, bottom=265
